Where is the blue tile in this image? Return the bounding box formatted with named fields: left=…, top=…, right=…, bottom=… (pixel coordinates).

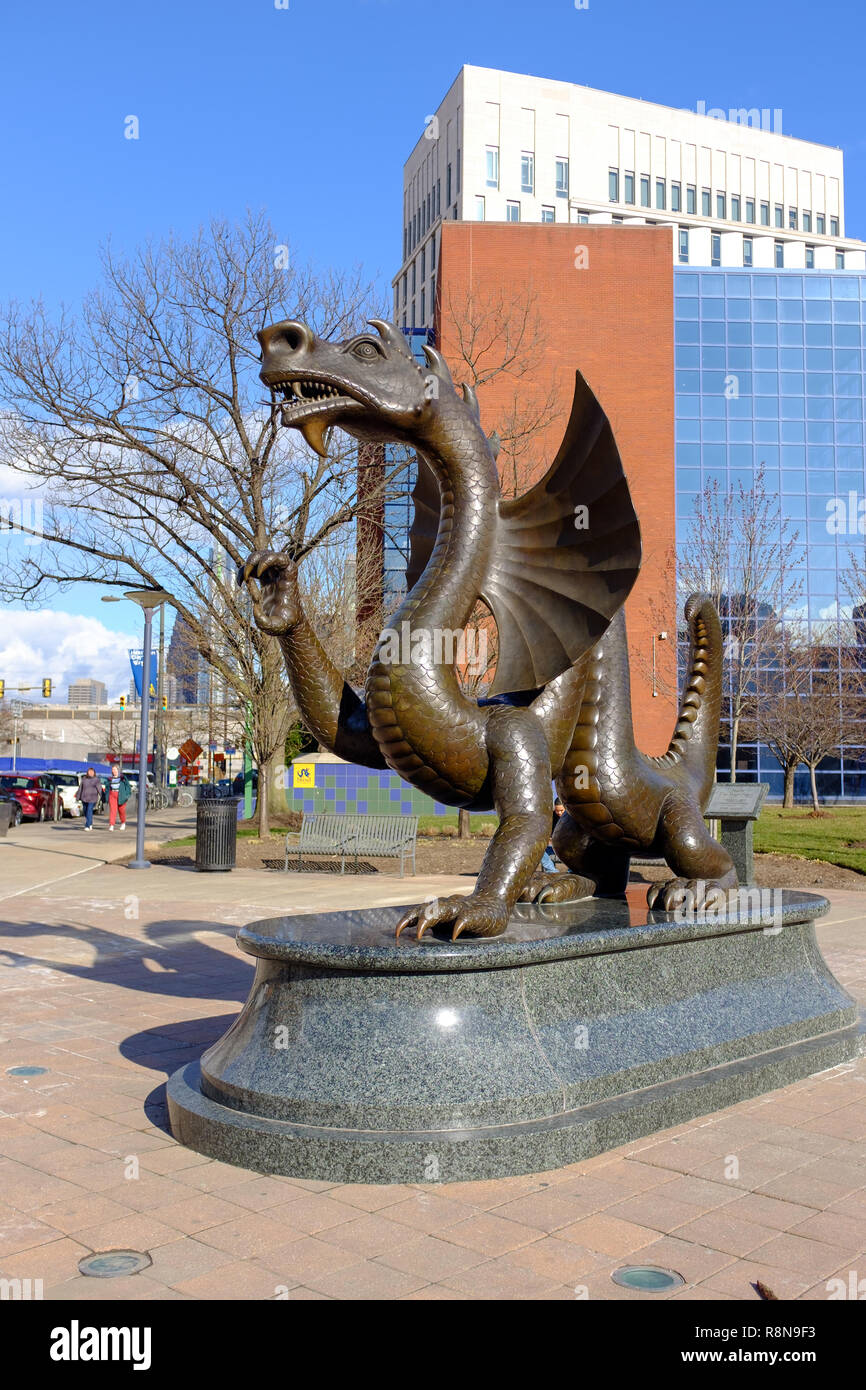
left=401, top=801, right=413, bottom=814
left=325, top=788, right=335, bottom=799
left=390, top=788, right=400, bottom=800
left=357, top=800, right=367, bottom=813
left=336, top=801, right=346, bottom=813
left=303, top=799, right=315, bottom=813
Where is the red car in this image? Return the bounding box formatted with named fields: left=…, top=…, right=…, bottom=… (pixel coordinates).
left=0, top=775, right=55, bottom=821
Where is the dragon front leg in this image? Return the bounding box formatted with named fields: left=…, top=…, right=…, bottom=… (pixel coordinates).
left=396, top=706, right=552, bottom=941
left=647, top=792, right=738, bottom=912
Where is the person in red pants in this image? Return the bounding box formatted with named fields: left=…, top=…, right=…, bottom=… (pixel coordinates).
left=108, top=765, right=131, bottom=831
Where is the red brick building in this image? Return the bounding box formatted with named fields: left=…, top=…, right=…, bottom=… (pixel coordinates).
left=434, top=222, right=677, bottom=753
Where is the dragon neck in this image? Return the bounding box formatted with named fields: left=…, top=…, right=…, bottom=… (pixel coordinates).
left=392, top=406, right=499, bottom=643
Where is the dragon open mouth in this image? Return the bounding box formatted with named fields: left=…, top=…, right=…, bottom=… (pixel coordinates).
left=268, top=376, right=356, bottom=456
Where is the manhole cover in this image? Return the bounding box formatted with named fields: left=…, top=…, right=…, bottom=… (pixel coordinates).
left=611, top=1265, right=685, bottom=1292
left=6, top=1066, right=48, bottom=1077
left=78, top=1250, right=152, bottom=1278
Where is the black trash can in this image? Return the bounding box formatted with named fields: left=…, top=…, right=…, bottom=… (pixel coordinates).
left=195, top=796, right=240, bottom=872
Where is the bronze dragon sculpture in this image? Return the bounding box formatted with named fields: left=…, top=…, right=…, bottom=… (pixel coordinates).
left=241, top=318, right=736, bottom=939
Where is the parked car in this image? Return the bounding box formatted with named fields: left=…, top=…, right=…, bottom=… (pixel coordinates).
left=0, top=790, right=23, bottom=828
left=0, top=775, right=55, bottom=821
left=43, top=771, right=84, bottom=817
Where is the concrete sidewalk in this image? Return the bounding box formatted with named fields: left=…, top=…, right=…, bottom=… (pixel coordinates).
left=0, top=807, right=197, bottom=902
left=0, top=849, right=863, bottom=1301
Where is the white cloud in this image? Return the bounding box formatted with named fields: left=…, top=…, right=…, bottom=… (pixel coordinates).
left=0, top=610, right=137, bottom=702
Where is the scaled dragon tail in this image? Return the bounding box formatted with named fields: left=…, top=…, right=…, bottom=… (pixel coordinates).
left=650, top=594, right=723, bottom=808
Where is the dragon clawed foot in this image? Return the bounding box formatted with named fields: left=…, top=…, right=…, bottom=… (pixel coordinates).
left=646, top=874, right=737, bottom=913
left=395, top=893, right=510, bottom=941
left=519, top=872, right=595, bottom=905
left=239, top=550, right=302, bottom=635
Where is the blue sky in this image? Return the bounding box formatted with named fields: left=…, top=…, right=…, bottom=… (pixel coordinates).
left=1, top=0, right=864, bottom=690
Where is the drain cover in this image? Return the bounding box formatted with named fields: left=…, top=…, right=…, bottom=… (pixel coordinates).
left=6, top=1066, right=48, bottom=1077
left=612, top=1265, right=685, bottom=1292
left=79, top=1250, right=152, bottom=1279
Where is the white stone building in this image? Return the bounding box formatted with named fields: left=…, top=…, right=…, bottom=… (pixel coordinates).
left=394, top=65, right=866, bottom=330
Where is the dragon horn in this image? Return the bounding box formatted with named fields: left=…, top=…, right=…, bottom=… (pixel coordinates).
left=422, top=344, right=453, bottom=383
left=461, top=382, right=480, bottom=421
left=368, top=319, right=414, bottom=359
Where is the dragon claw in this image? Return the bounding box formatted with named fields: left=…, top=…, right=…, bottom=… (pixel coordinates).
left=395, top=893, right=509, bottom=941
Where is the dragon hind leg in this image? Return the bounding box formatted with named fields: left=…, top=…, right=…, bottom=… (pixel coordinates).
left=647, top=792, right=738, bottom=911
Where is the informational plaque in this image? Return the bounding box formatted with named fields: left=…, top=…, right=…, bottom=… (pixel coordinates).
left=705, top=782, right=769, bottom=821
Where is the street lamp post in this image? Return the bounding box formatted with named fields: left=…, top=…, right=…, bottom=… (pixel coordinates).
left=102, top=589, right=171, bottom=870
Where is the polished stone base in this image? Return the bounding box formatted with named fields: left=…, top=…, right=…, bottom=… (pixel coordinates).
left=167, top=888, right=863, bottom=1183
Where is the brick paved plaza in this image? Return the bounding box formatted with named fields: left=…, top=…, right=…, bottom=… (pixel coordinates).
left=1, top=815, right=865, bottom=1302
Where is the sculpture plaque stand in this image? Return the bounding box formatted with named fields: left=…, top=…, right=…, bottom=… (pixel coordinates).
left=168, top=889, right=863, bottom=1183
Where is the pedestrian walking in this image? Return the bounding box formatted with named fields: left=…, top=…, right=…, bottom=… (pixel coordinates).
left=76, top=767, right=102, bottom=831
left=107, top=764, right=131, bottom=832
left=541, top=798, right=566, bottom=873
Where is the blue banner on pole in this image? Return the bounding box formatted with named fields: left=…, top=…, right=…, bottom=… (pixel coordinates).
left=129, top=649, right=158, bottom=699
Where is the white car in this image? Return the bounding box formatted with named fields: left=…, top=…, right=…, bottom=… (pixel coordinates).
left=45, top=772, right=84, bottom=817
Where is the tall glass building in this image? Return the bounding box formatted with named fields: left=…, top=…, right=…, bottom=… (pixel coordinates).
left=674, top=268, right=866, bottom=800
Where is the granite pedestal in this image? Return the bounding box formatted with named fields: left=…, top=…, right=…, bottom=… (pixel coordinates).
left=167, top=887, right=863, bottom=1183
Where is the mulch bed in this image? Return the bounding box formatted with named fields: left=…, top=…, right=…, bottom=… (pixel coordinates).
left=148, top=834, right=866, bottom=890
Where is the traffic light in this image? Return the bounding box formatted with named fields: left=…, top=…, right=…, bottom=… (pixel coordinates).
left=161, top=696, right=168, bottom=711
left=42, top=678, right=51, bottom=698
left=119, top=695, right=126, bottom=710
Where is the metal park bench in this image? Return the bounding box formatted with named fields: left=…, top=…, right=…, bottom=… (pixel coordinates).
left=284, top=813, right=419, bottom=876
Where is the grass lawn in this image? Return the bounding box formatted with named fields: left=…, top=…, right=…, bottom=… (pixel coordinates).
left=753, top=806, right=866, bottom=876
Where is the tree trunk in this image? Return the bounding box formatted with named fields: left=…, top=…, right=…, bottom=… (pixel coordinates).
left=783, top=763, right=796, bottom=809
left=458, top=808, right=471, bottom=839
left=809, top=763, right=820, bottom=813
left=729, top=713, right=739, bottom=783
left=256, top=758, right=271, bottom=838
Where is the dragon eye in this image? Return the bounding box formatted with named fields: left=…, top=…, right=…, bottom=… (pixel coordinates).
left=351, top=339, right=384, bottom=361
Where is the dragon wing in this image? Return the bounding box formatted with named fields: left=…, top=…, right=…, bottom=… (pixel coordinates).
left=482, top=371, right=642, bottom=695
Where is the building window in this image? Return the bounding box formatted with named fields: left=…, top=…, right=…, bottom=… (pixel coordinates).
left=576, top=210, right=589, bottom=223
left=446, top=164, right=452, bottom=207
left=745, top=199, right=755, bottom=223
left=611, top=215, right=624, bottom=224
left=521, top=152, right=534, bottom=194
left=774, top=241, right=784, bottom=268
left=805, top=245, right=815, bottom=268
left=760, top=201, right=770, bottom=226
left=609, top=168, right=619, bottom=201
left=420, top=247, right=425, bottom=281
left=743, top=236, right=753, bottom=266
left=711, top=233, right=721, bottom=266
left=541, top=205, right=555, bottom=223
left=401, top=273, right=407, bottom=305
left=817, top=213, right=825, bottom=234
left=687, top=184, right=696, bottom=214
left=506, top=200, right=520, bottom=222
left=420, top=288, right=425, bottom=323
left=788, top=207, right=798, bottom=230
left=716, top=192, right=726, bottom=218
left=556, top=158, right=569, bottom=198
left=678, top=228, right=689, bottom=263
left=775, top=204, right=783, bottom=227
left=640, top=175, right=650, bottom=207
left=830, top=216, right=839, bottom=236
left=624, top=171, right=635, bottom=204
left=731, top=195, right=740, bottom=220
left=802, top=210, right=812, bottom=232
left=485, top=146, right=499, bottom=188
left=430, top=237, right=436, bottom=269
left=836, top=251, right=845, bottom=269
left=411, top=261, right=416, bottom=294
left=456, top=152, right=461, bottom=193
left=671, top=182, right=681, bottom=212
left=702, top=187, right=711, bottom=216
left=474, top=196, right=485, bottom=221
left=656, top=179, right=666, bottom=210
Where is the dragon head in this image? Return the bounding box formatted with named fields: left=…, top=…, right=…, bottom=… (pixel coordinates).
left=258, top=317, right=477, bottom=457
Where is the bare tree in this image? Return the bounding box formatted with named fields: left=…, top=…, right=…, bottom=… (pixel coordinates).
left=677, top=466, right=804, bottom=782
left=0, top=213, right=397, bottom=835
